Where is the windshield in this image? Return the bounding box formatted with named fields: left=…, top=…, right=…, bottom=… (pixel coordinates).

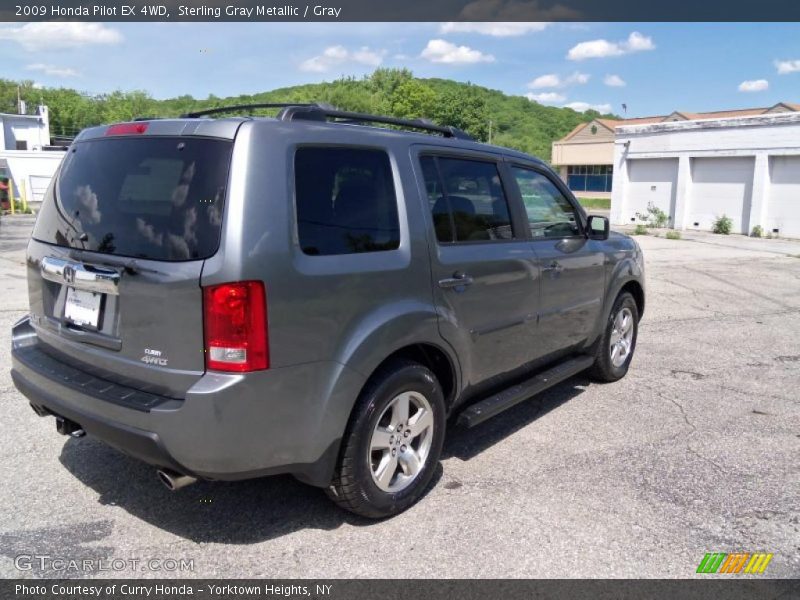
left=33, top=136, right=232, bottom=261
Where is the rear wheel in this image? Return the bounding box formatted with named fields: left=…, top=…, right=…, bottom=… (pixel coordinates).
left=589, top=292, right=639, bottom=382
left=326, top=359, right=445, bottom=519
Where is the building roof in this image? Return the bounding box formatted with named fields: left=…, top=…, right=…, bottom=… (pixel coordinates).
left=0, top=112, right=44, bottom=121
left=672, top=107, right=769, bottom=120
left=557, top=102, right=799, bottom=142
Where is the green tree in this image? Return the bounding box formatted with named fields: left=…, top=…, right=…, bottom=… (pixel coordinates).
left=388, top=79, right=436, bottom=119
left=433, top=85, right=490, bottom=141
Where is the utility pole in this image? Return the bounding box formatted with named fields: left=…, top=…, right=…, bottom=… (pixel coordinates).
left=488, top=119, right=493, bottom=144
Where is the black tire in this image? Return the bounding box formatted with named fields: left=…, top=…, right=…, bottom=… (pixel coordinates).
left=326, top=359, right=446, bottom=519
left=589, top=292, right=639, bottom=382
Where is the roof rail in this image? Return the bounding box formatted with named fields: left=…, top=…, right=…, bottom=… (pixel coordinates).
left=179, top=102, right=474, bottom=140
left=180, top=103, right=319, bottom=119
left=278, top=105, right=474, bottom=140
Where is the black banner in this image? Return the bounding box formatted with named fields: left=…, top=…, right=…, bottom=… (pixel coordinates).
left=1, top=0, right=800, bottom=22
left=4, top=580, right=800, bottom=600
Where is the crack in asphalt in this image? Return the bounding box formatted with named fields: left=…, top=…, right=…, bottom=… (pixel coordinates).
left=677, top=235, right=800, bottom=258
left=683, top=266, right=794, bottom=310
left=641, top=307, right=800, bottom=329
left=718, top=384, right=800, bottom=405
left=665, top=396, right=697, bottom=433
left=648, top=384, right=733, bottom=475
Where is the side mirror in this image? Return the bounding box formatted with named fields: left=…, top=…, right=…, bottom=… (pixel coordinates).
left=587, top=215, right=610, bottom=240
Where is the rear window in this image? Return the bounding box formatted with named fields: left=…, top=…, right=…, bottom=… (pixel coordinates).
left=295, top=147, right=400, bottom=256
left=33, top=137, right=232, bottom=261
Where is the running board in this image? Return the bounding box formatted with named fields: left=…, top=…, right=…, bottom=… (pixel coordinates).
left=457, top=355, right=595, bottom=429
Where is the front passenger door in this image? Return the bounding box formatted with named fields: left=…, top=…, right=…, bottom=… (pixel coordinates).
left=509, top=165, right=606, bottom=358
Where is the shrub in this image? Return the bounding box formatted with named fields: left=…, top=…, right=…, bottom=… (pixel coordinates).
left=634, top=202, right=669, bottom=229
left=665, top=230, right=681, bottom=240
left=712, top=215, right=733, bottom=235
left=751, top=225, right=764, bottom=238
left=633, top=224, right=649, bottom=236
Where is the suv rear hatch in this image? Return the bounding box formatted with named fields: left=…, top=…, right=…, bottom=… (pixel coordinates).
left=27, top=124, right=235, bottom=398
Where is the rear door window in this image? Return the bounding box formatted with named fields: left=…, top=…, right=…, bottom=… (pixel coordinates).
left=420, top=156, right=514, bottom=243
left=295, top=147, right=400, bottom=256
left=33, top=137, right=232, bottom=261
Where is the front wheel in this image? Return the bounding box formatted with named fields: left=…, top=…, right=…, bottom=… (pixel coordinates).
left=589, top=292, right=639, bottom=382
left=326, top=359, right=446, bottom=519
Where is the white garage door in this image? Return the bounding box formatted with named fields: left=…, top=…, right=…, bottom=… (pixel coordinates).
left=688, top=157, right=754, bottom=234
left=767, top=156, right=800, bottom=239
left=624, top=159, right=678, bottom=225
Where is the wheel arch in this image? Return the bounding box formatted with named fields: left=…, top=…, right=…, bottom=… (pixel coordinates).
left=619, top=279, right=645, bottom=319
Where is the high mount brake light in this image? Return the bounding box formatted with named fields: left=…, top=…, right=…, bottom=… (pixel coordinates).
left=203, top=281, right=269, bottom=372
left=105, top=122, right=149, bottom=136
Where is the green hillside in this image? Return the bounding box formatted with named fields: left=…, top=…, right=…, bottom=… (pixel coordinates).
left=1, top=68, right=616, bottom=162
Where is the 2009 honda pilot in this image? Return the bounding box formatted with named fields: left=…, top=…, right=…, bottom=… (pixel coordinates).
left=11, top=104, right=644, bottom=518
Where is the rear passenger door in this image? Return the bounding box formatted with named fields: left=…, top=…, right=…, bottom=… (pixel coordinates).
left=508, top=163, right=606, bottom=357
left=414, top=150, right=540, bottom=388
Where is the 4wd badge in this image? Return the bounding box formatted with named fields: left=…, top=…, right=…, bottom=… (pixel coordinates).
left=141, top=348, right=168, bottom=366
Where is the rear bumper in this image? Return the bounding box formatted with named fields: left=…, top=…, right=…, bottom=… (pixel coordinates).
left=12, top=367, right=188, bottom=473
left=11, top=316, right=364, bottom=486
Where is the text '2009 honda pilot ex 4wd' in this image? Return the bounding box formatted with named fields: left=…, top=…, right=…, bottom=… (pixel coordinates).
left=11, top=104, right=644, bottom=518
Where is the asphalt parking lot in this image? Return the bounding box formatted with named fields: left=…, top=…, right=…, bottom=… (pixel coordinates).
left=1, top=215, right=798, bottom=579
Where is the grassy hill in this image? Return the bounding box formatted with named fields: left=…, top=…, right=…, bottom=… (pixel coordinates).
left=1, top=69, right=616, bottom=162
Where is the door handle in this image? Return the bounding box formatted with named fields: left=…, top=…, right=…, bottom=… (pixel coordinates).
left=438, top=272, right=474, bottom=289
left=542, top=261, right=564, bottom=273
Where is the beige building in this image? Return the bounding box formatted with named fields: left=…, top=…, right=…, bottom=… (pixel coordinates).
left=551, top=102, right=800, bottom=198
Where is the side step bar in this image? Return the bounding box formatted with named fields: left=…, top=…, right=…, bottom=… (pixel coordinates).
left=457, top=355, right=595, bottom=429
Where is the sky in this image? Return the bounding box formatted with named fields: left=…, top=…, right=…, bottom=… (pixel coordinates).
left=0, top=21, right=798, bottom=117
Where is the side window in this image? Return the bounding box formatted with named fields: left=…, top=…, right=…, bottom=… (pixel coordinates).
left=420, top=155, right=514, bottom=243
left=511, top=167, right=581, bottom=239
left=295, top=147, right=400, bottom=256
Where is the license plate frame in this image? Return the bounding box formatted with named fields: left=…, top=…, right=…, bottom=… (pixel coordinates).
left=64, top=287, right=104, bottom=330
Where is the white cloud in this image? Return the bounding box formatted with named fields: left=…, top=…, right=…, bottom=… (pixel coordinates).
left=775, top=59, right=800, bottom=74
left=527, top=71, right=589, bottom=89
left=26, top=63, right=80, bottom=78
left=525, top=92, right=566, bottom=103
left=567, top=31, right=655, bottom=61
left=300, top=45, right=385, bottom=72
left=604, top=74, right=626, bottom=87
left=528, top=74, right=561, bottom=89
left=564, top=101, right=613, bottom=113
left=439, top=22, right=550, bottom=37
left=738, top=79, right=769, bottom=92
left=625, top=32, right=655, bottom=52
left=0, top=23, right=122, bottom=51
left=420, top=39, right=495, bottom=64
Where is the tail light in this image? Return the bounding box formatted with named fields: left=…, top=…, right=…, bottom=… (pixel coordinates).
left=203, top=281, right=268, bottom=372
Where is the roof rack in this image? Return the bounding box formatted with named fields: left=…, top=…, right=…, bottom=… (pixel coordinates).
left=180, top=102, right=474, bottom=140
left=180, top=103, right=319, bottom=119
left=278, top=105, right=474, bottom=140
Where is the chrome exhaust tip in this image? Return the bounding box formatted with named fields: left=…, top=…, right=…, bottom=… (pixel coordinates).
left=157, top=468, right=197, bottom=491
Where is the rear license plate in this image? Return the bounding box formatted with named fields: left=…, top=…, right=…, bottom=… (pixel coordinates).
left=64, top=287, right=103, bottom=329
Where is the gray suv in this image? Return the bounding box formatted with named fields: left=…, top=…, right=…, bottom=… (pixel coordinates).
left=11, top=104, right=644, bottom=518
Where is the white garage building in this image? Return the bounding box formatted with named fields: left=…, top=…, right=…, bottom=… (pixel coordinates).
left=610, top=112, right=800, bottom=238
